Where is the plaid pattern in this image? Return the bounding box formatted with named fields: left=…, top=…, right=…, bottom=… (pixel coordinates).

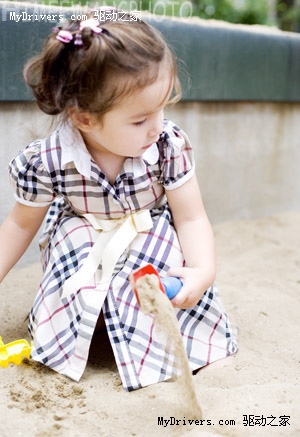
left=9, top=119, right=237, bottom=390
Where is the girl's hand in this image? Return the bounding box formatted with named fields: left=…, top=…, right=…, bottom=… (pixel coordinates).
left=166, top=266, right=211, bottom=309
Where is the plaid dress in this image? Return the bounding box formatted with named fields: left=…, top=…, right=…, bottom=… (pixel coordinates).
left=9, top=119, right=237, bottom=391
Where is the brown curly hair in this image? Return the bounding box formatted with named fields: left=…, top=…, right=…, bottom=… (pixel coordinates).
left=23, top=10, right=181, bottom=120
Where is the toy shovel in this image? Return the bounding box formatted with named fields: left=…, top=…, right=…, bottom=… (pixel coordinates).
left=0, top=336, right=32, bottom=368
left=131, top=264, right=182, bottom=305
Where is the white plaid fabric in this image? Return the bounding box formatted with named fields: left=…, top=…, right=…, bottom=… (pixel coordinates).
left=9, top=119, right=237, bottom=390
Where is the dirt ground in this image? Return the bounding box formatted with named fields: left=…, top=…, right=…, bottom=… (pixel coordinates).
left=0, top=211, right=299, bottom=437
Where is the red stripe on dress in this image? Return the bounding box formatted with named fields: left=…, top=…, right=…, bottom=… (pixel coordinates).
left=137, top=319, right=155, bottom=376
left=207, top=313, right=223, bottom=364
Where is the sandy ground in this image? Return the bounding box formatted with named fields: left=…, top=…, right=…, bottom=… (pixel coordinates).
left=0, top=211, right=299, bottom=437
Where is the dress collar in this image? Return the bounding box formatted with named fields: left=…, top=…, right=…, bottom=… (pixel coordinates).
left=142, top=143, right=160, bottom=165
left=59, top=122, right=93, bottom=179
left=123, top=143, right=159, bottom=178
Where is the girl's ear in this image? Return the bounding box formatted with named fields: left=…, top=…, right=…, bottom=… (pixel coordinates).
left=68, top=107, right=96, bottom=132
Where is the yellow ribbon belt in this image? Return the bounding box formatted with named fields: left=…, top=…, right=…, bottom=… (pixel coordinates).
left=61, top=210, right=153, bottom=299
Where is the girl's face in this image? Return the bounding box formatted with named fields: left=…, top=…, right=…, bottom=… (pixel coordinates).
left=80, top=65, right=172, bottom=159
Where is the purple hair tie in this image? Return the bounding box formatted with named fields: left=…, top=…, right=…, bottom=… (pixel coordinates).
left=56, top=30, right=73, bottom=44
left=79, top=18, right=103, bottom=34
left=74, top=33, right=83, bottom=46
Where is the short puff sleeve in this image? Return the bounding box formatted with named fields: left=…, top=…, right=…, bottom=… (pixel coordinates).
left=159, top=120, right=195, bottom=190
left=9, top=141, right=56, bottom=207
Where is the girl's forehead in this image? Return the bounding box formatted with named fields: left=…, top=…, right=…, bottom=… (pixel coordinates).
left=118, top=74, right=173, bottom=118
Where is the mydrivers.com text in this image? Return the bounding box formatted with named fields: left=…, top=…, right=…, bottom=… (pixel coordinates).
left=8, top=10, right=142, bottom=23
left=158, top=417, right=236, bottom=428
left=158, top=414, right=291, bottom=428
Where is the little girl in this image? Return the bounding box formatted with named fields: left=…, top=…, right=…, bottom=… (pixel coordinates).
left=0, top=10, right=237, bottom=390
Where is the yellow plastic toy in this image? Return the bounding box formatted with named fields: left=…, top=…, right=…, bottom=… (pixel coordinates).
left=0, top=336, right=32, bottom=368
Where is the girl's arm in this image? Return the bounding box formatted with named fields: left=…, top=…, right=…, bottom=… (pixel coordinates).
left=0, top=202, right=49, bottom=283
left=166, top=174, right=216, bottom=309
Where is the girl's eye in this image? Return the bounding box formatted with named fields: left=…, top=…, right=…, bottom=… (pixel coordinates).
left=134, top=119, right=146, bottom=126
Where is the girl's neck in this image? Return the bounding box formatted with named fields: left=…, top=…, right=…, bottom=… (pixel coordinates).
left=80, top=130, right=126, bottom=185
left=89, top=146, right=126, bottom=185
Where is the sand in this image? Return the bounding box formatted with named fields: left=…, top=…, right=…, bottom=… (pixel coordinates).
left=0, top=211, right=299, bottom=437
